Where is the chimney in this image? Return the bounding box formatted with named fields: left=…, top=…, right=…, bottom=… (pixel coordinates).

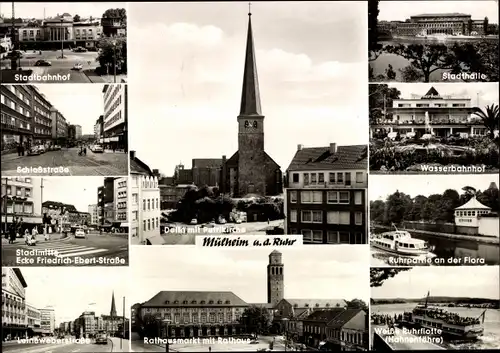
left=330, top=143, right=337, bottom=154
left=130, top=150, right=136, bottom=159
left=297, top=144, right=303, bottom=151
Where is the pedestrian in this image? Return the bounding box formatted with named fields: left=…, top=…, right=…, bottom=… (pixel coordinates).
left=24, top=228, right=29, bottom=238
left=9, top=225, right=16, bottom=244
left=32, top=226, right=38, bottom=238
left=17, top=142, right=21, bottom=156
left=45, top=231, right=50, bottom=241
left=209, top=347, right=211, bottom=352
left=83, top=147, right=87, bottom=156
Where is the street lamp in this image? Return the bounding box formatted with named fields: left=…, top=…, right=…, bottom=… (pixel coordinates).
left=111, top=39, right=117, bottom=83
left=282, top=318, right=289, bottom=352
left=60, top=19, right=64, bottom=59
left=162, top=319, right=171, bottom=352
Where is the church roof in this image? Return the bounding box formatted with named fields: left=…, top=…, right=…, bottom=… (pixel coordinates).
left=270, top=250, right=281, bottom=255
left=192, top=158, right=223, bottom=169
left=142, top=291, right=248, bottom=307
left=284, top=299, right=347, bottom=308
left=239, top=13, right=262, bottom=116
left=287, top=145, right=367, bottom=171
left=326, top=309, right=364, bottom=328
left=455, top=196, right=491, bottom=210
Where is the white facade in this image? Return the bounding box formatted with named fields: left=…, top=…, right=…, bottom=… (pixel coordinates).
left=2, top=268, right=27, bottom=335
left=26, top=303, right=41, bottom=329
left=75, top=125, right=82, bottom=140
left=478, top=217, right=500, bottom=237
left=454, top=196, right=491, bottom=228
left=102, top=85, right=126, bottom=134
left=288, top=169, right=368, bottom=189
left=131, top=174, right=161, bottom=243
left=88, top=204, right=98, bottom=226
left=114, top=177, right=128, bottom=224
left=1, top=177, right=42, bottom=224
left=40, top=308, right=55, bottom=334
left=19, top=27, right=43, bottom=42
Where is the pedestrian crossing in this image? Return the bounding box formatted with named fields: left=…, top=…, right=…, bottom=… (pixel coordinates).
left=24, top=242, right=109, bottom=258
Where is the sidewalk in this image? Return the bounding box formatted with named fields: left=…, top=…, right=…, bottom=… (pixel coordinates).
left=1, top=152, right=23, bottom=161
left=109, top=337, right=130, bottom=352
left=1, top=232, right=67, bottom=245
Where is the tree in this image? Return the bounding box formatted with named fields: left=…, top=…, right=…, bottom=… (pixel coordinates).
left=484, top=17, right=489, bottom=35
left=369, top=84, right=401, bottom=125
left=369, top=200, right=385, bottom=224
left=97, top=36, right=127, bottom=74
left=73, top=14, right=81, bottom=22
left=240, top=306, right=271, bottom=335
left=467, top=19, right=473, bottom=35
left=370, top=268, right=412, bottom=287
left=137, top=313, right=160, bottom=339
left=449, top=41, right=499, bottom=82
left=368, top=0, right=382, bottom=61
left=102, top=8, right=127, bottom=26
left=346, top=299, right=368, bottom=311
left=385, top=191, right=412, bottom=225
left=383, top=44, right=454, bottom=82
left=472, top=104, right=499, bottom=141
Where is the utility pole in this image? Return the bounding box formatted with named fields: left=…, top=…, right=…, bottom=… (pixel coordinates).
left=10, top=2, right=17, bottom=70
left=41, top=178, right=46, bottom=234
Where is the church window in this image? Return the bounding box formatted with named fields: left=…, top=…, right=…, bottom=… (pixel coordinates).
left=311, top=173, right=317, bottom=183
left=292, top=173, right=299, bottom=183
left=318, top=173, right=324, bottom=183
left=290, top=210, right=297, bottom=222
left=290, top=191, right=297, bottom=203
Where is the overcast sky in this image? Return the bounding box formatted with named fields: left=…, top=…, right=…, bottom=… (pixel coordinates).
left=0, top=2, right=125, bottom=19
left=19, top=267, right=129, bottom=325
left=33, top=85, right=104, bottom=136
left=130, top=246, right=369, bottom=306
left=41, top=177, right=103, bottom=212
left=378, top=1, right=499, bottom=23
left=369, top=174, right=500, bottom=201
left=372, top=266, right=500, bottom=299
left=128, top=2, right=368, bottom=175
left=385, top=83, right=499, bottom=108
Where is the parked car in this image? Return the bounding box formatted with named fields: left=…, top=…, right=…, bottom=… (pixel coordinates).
left=52, top=145, right=62, bottom=151
left=37, top=145, right=46, bottom=154
left=34, top=59, right=51, bottom=66
left=73, top=47, right=88, bottom=52
left=74, top=229, right=86, bottom=239
left=72, top=62, right=83, bottom=70
left=92, top=145, right=104, bottom=153
left=27, top=145, right=42, bottom=156
left=190, top=218, right=198, bottom=225
left=95, top=333, right=107, bottom=345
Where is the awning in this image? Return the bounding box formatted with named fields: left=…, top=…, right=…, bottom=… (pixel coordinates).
left=32, top=328, right=48, bottom=333
left=4, top=215, right=42, bottom=224
left=120, top=223, right=129, bottom=227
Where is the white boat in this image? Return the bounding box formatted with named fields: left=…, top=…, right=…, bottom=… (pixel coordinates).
left=370, top=225, right=434, bottom=257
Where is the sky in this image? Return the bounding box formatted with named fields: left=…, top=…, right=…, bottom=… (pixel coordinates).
left=369, top=174, right=500, bottom=201
left=128, top=2, right=368, bottom=176
left=41, top=176, right=104, bottom=212
left=371, top=266, right=500, bottom=299
left=130, top=246, right=370, bottom=306
left=33, top=85, right=105, bottom=136
left=0, top=2, right=125, bottom=19
left=385, top=83, right=499, bottom=108
left=378, top=1, right=499, bottom=23
left=18, top=267, right=129, bottom=325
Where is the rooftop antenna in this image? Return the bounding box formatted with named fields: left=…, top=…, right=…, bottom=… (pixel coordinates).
left=248, top=1, right=252, bottom=15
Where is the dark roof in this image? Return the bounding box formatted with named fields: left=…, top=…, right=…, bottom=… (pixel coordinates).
left=304, top=308, right=345, bottom=322
left=270, top=250, right=281, bottom=255
left=42, top=201, right=77, bottom=212
left=287, top=145, right=367, bottom=171
left=142, top=291, right=248, bottom=308
left=192, top=159, right=223, bottom=169
left=422, top=87, right=442, bottom=99
left=412, top=13, right=470, bottom=17
left=13, top=268, right=27, bottom=288
left=240, top=14, right=262, bottom=116
left=327, top=309, right=363, bottom=328
left=226, top=151, right=239, bottom=166
left=247, top=303, right=274, bottom=309
left=285, top=299, right=347, bottom=309
left=130, top=155, right=154, bottom=175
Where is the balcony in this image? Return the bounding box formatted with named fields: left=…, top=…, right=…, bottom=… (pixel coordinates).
left=0, top=122, right=32, bottom=134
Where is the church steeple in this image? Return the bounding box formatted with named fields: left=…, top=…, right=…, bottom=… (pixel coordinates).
left=239, top=8, right=262, bottom=116
left=110, top=291, right=117, bottom=317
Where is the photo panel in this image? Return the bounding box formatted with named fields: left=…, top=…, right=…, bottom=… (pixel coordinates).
left=370, top=266, right=499, bottom=350
left=129, top=245, right=370, bottom=352
left=1, top=176, right=129, bottom=267
left=127, top=1, right=369, bottom=246
left=0, top=2, right=127, bottom=84
left=369, top=83, right=499, bottom=174
left=0, top=84, right=128, bottom=176
left=1, top=267, right=130, bottom=351
left=368, top=0, right=499, bottom=83
left=369, top=174, right=500, bottom=266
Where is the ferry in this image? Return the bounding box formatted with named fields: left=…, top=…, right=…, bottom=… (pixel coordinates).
left=370, top=225, right=435, bottom=258
left=400, top=293, right=485, bottom=340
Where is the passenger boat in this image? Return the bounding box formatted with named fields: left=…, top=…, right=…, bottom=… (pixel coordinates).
left=370, top=225, right=434, bottom=257
left=401, top=292, right=485, bottom=340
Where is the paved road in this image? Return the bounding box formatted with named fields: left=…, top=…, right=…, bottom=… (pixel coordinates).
left=1, top=50, right=104, bottom=83
left=161, top=220, right=283, bottom=245
left=1, top=341, right=113, bottom=353
left=2, top=232, right=128, bottom=266
left=1, top=148, right=128, bottom=176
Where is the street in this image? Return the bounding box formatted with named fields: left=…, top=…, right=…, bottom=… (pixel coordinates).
left=1, top=148, right=128, bottom=176
left=131, top=335, right=287, bottom=352
left=0, top=50, right=118, bottom=83
left=1, top=232, right=129, bottom=266
left=2, top=341, right=114, bottom=353
left=160, top=220, right=283, bottom=245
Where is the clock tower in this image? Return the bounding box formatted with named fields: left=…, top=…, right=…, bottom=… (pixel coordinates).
left=267, top=250, right=284, bottom=306
left=237, top=11, right=267, bottom=197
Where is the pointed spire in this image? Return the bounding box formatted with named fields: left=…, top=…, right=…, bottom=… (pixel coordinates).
left=239, top=9, right=262, bottom=116
left=110, top=291, right=117, bottom=317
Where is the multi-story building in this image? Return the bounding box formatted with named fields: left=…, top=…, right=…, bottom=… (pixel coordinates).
left=159, top=184, right=191, bottom=210
left=1, top=268, right=28, bottom=340
left=39, top=308, right=55, bottom=335
left=67, top=124, right=76, bottom=141
left=130, top=151, right=161, bottom=243
left=94, top=115, right=103, bottom=142
left=75, top=124, right=82, bottom=140
left=370, top=87, right=488, bottom=138
left=98, top=177, right=115, bottom=228
left=75, top=311, right=97, bottom=338
left=42, top=201, right=78, bottom=231
left=88, top=204, right=99, bottom=226
left=19, top=26, right=43, bottom=44
left=73, top=19, right=102, bottom=50
left=1, top=177, right=43, bottom=231
left=26, top=303, right=42, bottom=337
left=49, top=107, right=68, bottom=145
left=114, top=177, right=129, bottom=232
left=101, top=16, right=127, bottom=37
left=30, top=86, right=53, bottom=146
left=1, top=85, right=34, bottom=151
left=284, top=144, right=368, bottom=244
left=102, top=85, right=127, bottom=151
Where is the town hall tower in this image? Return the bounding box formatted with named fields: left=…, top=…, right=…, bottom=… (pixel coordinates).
left=267, top=250, right=284, bottom=306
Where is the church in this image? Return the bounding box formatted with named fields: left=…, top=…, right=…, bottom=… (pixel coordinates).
left=170, top=11, right=282, bottom=198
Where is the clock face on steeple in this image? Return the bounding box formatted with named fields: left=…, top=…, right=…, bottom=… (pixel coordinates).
left=244, top=120, right=258, bottom=130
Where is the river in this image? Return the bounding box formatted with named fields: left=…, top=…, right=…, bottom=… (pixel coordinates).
left=370, top=38, right=498, bottom=82
left=371, top=303, right=500, bottom=350
left=370, top=228, right=499, bottom=266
